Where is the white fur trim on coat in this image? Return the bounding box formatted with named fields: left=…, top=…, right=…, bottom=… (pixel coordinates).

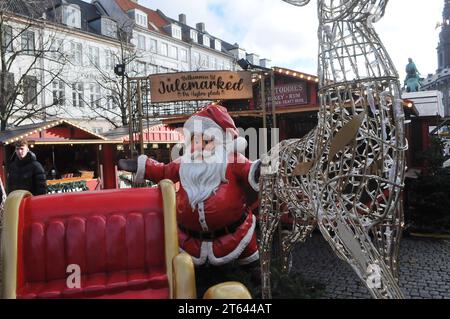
left=135, top=155, right=148, bottom=184
left=248, top=160, right=261, bottom=192
left=180, top=215, right=257, bottom=267
left=237, top=250, right=260, bottom=265
left=234, top=137, right=248, bottom=154
left=206, top=214, right=257, bottom=266
left=180, top=243, right=208, bottom=266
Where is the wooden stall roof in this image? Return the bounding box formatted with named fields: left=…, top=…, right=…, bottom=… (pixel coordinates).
left=0, top=120, right=122, bottom=145
left=103, top=121, right=185, bottom=144
left=272, top=66, right=320, bottom=84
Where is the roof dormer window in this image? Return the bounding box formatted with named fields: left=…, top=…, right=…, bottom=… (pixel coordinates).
left=62, top=4, right=81, bottom=29
left=214, top=39, right=221, bottom=51
left=171, top=24, right=182, bottom=40
left=190, top=29, right=198, bottom=43
left=202, top=35, right=210, bottom=47
left=130, top=9, right=148, bottom=28
left=101, top=17, right=117, bottom=38
left=136, top=13, right=147, bottom=28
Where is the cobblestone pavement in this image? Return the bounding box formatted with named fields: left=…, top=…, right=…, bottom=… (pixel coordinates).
left=291, top=232, right=450, bottom=299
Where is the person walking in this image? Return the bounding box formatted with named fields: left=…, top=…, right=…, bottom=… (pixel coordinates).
left=8, top=140, right=47, bottom=196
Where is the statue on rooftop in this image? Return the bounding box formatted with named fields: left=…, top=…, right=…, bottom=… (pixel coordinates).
left=405, top=58, right=422, bottom=92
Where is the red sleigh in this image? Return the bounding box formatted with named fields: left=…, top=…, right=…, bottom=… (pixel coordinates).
left=1, top=180, right=250, bottom=299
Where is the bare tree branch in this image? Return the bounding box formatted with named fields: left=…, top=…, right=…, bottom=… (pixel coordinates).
left=0, top=0, right=70, bottom=130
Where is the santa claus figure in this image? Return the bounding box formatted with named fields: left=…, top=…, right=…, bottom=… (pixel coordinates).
left=119, top=104, right=261, bottom=267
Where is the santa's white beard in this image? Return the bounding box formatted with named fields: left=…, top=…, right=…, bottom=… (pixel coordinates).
left=180, top=145, right=230, bottom=209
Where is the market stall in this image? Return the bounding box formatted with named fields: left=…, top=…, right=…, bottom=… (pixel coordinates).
left=0, top=120, right=122, bottom=194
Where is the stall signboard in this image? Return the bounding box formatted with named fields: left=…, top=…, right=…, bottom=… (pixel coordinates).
left=149, top=71, right=253, bottom=103
left=272, top=82, right=308, bottom=108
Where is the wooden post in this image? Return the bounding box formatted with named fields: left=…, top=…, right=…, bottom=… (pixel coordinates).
left=101, top=144, right=117, bottom=189
left=137, top=80, right=144, bottom=155
left=127, top=78, right=134, bottom=159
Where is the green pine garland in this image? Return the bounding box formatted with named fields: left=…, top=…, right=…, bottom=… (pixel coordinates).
left=47, top=181, right=89, bottom=194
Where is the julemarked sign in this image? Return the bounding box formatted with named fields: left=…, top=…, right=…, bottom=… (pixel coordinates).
left=149, top=71, right=253, bottom=103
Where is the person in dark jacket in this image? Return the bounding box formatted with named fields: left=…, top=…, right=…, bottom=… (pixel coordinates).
left=8, top=140, right=47, bottom=196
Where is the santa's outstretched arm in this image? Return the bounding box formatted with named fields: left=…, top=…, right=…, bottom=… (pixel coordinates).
left=231, top=153, right=261, bottom=193
left=118, top=155, right=180, bottom=184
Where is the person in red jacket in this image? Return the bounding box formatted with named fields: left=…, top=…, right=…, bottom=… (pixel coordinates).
left=119, top=104, right=261, bottom=266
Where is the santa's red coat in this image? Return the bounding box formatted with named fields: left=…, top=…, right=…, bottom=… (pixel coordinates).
left=139, top=153, right=260, bottom=266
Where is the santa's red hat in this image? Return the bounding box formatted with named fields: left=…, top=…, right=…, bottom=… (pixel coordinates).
left=184, top=104, right=248, bottom=154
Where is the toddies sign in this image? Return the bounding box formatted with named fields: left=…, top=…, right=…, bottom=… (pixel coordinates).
left=149, top=71, right=253, bottom=103
left=272, top=82, right=308, bottom=107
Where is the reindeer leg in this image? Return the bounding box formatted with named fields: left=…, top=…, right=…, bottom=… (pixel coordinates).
left=258, top=174, right=281, bottom=299
left=370, top=204, right=404, bottom=280
left=318, top=214, right=404, bottom=299
left=280, top=211, right=316, bottom=274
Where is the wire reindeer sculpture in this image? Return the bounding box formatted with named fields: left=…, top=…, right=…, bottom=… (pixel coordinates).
left=259, top=0, right=407, bottom=299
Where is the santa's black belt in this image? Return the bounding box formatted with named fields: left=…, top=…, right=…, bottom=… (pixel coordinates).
left=178, top=213, right=248, bottom=240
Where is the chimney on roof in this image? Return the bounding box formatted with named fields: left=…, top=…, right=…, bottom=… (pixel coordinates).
left=246, top=53, right=260, bottom=66
left=196, top=22, right=205, bottom=33
left=260, top=59, right=272, bottom=68
left=179, top=13, right=187, bottom=25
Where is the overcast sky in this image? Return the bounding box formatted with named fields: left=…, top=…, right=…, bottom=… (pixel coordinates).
left=137, top=0, right=444, bottom=80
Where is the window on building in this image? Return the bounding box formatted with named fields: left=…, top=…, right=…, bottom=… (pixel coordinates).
left=127, top=61, right=136, bottom=74
left=50, top=38, right=64, bottom=60
left=2, top=25, right=13, bottom=52
left=160, top=42, right=168, bottom=56
left=63, top=6, right=81, bottom=28
left=149, top=38, right=157, bottom=53
left=71, top=42, right=83, bottom=65
left=169, top=45, right=178, bottom=59
left=106, top=93, right=117, bottom=110
left=137, top=61, right=146, bottom=75
left=103, top=18, right=117, bottom=38
left=211, top=58, right=218, bottom=69
left=88, top=46, right=100, bottom=67
left=200, top=54, right=208, bottom=68
left=192, top=52, right=200, bottom=66
left=135, top=12, right=148, bottom=28
left=137, top=34, right=146, bottom=51
left=90, top=83, right=101, bottom=108
left=180, top=48, right=188, bottom=62
left=190, top=30, right=198, bottom=43
left=52, top=80, right=65, bottom=105
left=172, top=25, right=182, bottom=40
left=202, top=35, right=210, bottom=47
left=105, top=50, right=115, bottom=70
left=214, top=39, right=221, bottom=51
left=21, top=31, right=35, bottom=54
left=71, top=82, right=84, bottom=107
left=1, top=72, right=14, bottom=98
left=23, top=75, right=37, bottom=105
